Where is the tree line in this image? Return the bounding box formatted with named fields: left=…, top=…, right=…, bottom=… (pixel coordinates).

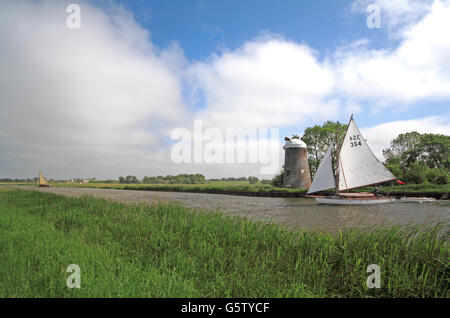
left=0, top=178, right=37, bottom=182
left=118, top=175, right=270, bottom=185
left=208, top=176, right=267, bottom=184
left=383, top=132, right=449, bottom=184
left=118, top=174, right=206, bottom=184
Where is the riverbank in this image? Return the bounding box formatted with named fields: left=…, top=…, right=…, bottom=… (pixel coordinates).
left=1, top=188, right=448, bottom=297
left=2, top=181, right=449, bottom=199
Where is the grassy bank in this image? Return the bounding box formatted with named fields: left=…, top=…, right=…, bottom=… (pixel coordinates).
left=3, top=180, right=448, bottom=198
left=1, top=181, right=308, bottom=195
left=2, top=180, right=449, bottom=198
left=378, top=183, right=450, bottom=194
left=63, top=181, right=303, bottom=193
left=0, top=188, right=448, bottom=297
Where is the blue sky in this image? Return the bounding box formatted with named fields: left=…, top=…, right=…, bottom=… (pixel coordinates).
left=0, top=0, right=449, bottom=178
left=117, top=0, right=360, bottom=60
left=112, top=0, right=447, bottom=129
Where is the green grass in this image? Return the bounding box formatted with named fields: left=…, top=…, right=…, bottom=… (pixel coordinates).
left=0, top=188, right=448, bottom=298
left=122, top=182, right=306, bottom=194
left=378, top=183, right=450, bottom=194
left=25, top=181, right=308, bottom=194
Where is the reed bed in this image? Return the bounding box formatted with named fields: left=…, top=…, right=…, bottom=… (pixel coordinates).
left=0, top=188, right=448, bottom=298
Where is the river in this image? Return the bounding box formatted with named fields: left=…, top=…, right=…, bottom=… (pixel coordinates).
left=14, top=186, right=450, bottom=233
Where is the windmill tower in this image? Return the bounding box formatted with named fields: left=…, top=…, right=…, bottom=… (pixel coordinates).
left=283, top=137, right=312, bottom=189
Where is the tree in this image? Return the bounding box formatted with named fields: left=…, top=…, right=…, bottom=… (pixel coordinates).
left=141, top=174, right=206, bottom=184
left=419, top=133, right=450, bottom=170
left=248, top=176, right=259, bottom=184
left=192, top=174, right=206, bottom=184
left=125, top=175, right=139, bottom=184
left=302, top=121, right=348, bottom=177
left=383, top=132, right=422, bottom=161
left=405, top=162, right=429, bottom=184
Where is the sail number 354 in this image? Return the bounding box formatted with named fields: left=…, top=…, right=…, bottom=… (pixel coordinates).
left=349, top=135, right=362, bottom=148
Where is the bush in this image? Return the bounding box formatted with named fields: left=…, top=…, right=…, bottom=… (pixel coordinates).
left=271, top=170, right=284, bottom=187
left=401, top=163, right=449, bottom=185
left=386, top=163, right=403, bottom=181
left=426, top=168, right=449, bottom=185
left=403, top=163, right=429, bottom=184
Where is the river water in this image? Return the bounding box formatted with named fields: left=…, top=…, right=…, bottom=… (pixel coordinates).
left=15, top=186, right=450, bottom=233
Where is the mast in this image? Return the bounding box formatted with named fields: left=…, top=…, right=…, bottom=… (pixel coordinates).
left=334, top=125, right=340, bottom=196
left=335, top=114, right=353, bottom=196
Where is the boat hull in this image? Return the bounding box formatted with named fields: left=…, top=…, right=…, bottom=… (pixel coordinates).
left=315, top=196, right=395, bottom=205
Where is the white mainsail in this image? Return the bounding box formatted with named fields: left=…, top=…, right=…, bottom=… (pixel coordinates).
left=307, top=142, right=336, bottom=194
left=338, top=118, right=395, bottom=191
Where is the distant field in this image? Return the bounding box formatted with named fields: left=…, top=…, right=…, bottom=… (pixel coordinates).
left=0, top=188, right=448, bottom=297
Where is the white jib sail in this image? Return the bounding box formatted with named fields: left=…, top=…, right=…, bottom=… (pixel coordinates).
left=338, top=118, right=396, bottom=191
left=307, top=142, right=336, bottom=194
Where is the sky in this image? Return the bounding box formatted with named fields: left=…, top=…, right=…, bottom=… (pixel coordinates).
left=0, top=0, right=449, bottom=179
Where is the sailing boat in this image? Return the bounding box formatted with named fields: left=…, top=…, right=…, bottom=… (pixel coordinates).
left=38, top=170, right=50, bottom=187
left=306, top=115, right=396, bottom=205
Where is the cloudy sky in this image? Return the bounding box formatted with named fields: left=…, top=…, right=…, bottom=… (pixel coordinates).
left=0, top=0, right=449, bottom=179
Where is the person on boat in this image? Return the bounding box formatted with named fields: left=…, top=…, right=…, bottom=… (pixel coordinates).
left=373, top=186, right=379, bottom=197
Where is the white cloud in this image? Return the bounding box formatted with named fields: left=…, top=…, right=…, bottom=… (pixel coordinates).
left=361, top=115, right=450, bottom=160
left=187, top=38, right=338, bottom=128
left=0, top=0, right=187, bottom=178
left=335, top=0, right=450, bottom=108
